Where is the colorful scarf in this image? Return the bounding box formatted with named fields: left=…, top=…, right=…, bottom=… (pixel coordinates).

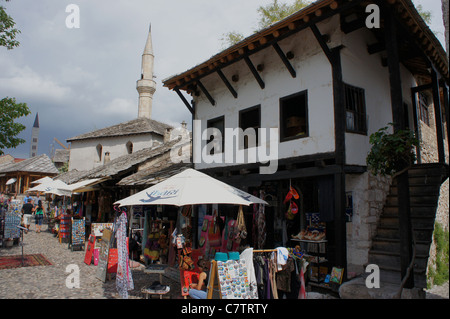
left=116, top=212, right=134, bottom=298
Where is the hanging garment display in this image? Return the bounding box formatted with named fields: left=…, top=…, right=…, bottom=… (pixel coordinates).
left=252, top=198, right=258, bottom=247
left=115, top=211, right=134, bottom=299
left=257, top=190, right=266, bottom=249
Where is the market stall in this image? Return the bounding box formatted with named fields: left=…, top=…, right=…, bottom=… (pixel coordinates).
left=115, top=168, right=267, bottom=298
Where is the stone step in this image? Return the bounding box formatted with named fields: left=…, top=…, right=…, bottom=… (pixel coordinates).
left=379, top=215, right=436, bottom=229
left=375, top=267, right=427, bottom=289
left=385, top=194, right=439, bottom=206
left=371, top=237, right=431, bottom=255
left=376, top=225, right=434, bottom=241
left=382, top=205, right=439, bottom=218
left=368, top=250, right=428, bottom=271
left=389, top=185, right=442, bottom=196
left=407, top=164, right=449, bottom=176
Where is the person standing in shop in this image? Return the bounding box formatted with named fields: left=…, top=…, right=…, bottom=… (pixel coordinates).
left=21, top=198, right=34, bottom=232
left=34, top=200, right=45, bottom=233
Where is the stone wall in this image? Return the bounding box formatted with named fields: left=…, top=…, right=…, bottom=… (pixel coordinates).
left=415, top=89, right=449, bottom=284
left=346, top=172, right=392, bottom=275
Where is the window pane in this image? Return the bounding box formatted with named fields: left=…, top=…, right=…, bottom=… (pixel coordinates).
left=344, top=84, right=366, bottom=134
left=207, top=117, right=224, bottom=154
left=280, top=91, right=308, bottom=141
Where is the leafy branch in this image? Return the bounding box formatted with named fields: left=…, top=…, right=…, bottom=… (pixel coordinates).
left=366, top=123, right=419, bottom=176
left=0, top=0, right=20, bottom=49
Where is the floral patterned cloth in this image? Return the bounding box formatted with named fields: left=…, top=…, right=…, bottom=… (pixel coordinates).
left=116, top=212, right=134, bottom=299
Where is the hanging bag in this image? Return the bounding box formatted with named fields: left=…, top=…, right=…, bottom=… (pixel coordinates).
left=234, top=205, right=247, bottom=243
left=207, top=210, right=222, bottom=247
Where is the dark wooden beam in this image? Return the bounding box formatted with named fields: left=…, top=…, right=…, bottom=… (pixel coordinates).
left=272, top=43, right=296, bottom=78
left=310, top=24, right=333, bottom=64
left=383, top=5, right=413, bottom=288
left=367, top=42, right=385, bottom=55
left=442, top=82, right=450, bottom=158
left=310, top=21, right=347, bottom=276
left=340, top=17, right=366, bottom=34
left=211, top=164, right=343, bottom=188
left=431, top=68, right=445, bottom=163
left=216, top=69, right=238, bottom=98
left=310, top=22, right=345, bottom=166
left=384, top=11, right=406, bottom=131
left=175, top=88, right=194, bottom=115
left=244, top=56, right=265, bottom=89
left=197, top=79, right=216, bottom=106
left=411, top=83, right=432, bottom=93
left=330, top=48, right=346, bottom=167
left=334, top=172, right=347, bottom=280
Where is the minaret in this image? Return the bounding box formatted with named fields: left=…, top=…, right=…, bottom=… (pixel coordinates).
left=136, top=24, right=157, bottom=119
left=29, top=113, right=39, bottom=158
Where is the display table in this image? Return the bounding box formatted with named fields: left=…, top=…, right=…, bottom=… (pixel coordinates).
left=291, top=238, right=328, bottom=283
left=142, top=264, right=170, bottom=299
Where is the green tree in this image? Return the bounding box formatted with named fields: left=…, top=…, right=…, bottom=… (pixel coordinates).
left=221, top=0, right=312, bottom=48
left=0, top=98, right=31, bottom=155
left=1, top=0, right=30, bottom=155
left=0, top=0, right=20, bottom=49
left=415, top=4, right=432, bottom=25
left=257, top=0, right=312, bottom=29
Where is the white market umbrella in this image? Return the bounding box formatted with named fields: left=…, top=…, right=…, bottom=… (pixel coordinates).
left=6, top=178, right=16, bottom=185
left=31, top=176, right=53, bottom=184
left=115, top=168, right=267, bottom=207
left=27, top=179, right=70, bottom=194
left=42, top=180, right=71, bottom=196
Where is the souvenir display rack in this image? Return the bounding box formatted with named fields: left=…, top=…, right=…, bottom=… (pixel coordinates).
left=69, top=217, right=85, bottom=251
left=292, top=238, right=328, bottom=283
left=144, top=219, right=173, bottom=265
left=59, top=213, right=71, bottom=243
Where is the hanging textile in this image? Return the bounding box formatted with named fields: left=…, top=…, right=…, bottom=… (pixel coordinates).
left=298, top=260, right=307, bottom=299
left=236, top=206, right=247, bottom=241
left=116, top=211, right=134, bottom=299
left=252, top=198, right=258, bottom=248
left=257, top=190, right=266, bottom=249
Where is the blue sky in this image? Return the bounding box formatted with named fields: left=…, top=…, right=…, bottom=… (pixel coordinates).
left=0, top=0, right=447, bottom=159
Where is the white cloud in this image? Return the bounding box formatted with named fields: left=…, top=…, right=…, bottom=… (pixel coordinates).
left=99, top=98, right=137, bottom=117
left=0, top=64, right=72, bottom=102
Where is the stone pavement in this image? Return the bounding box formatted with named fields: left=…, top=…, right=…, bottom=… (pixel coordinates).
left=1, top=223, right=447, bottom=300
left=0, top=223, right=181, bottom=299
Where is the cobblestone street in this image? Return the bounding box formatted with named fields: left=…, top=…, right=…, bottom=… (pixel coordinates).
left=0, top=223, right=447, bottom=300
left=0, top=224, right=181, bottom=299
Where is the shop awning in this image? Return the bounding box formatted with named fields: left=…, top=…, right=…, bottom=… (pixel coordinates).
left=65, top=177, right=108, bottom=193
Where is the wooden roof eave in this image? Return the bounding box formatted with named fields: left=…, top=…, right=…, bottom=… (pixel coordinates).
left=163, top=0, right=449, bottom=93
left=163, top=0, right=345, bottom=92
left=393, top=0, right=449, bottom=82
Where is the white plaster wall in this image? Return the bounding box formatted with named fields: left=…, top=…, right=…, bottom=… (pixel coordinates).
left=342, top=27, right=419, bottom=166
left=193, top=17, right=342, bottom=170
left=68, top=133, right=163, bottom=171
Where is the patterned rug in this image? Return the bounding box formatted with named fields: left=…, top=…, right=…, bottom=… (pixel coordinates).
left=0, top=254, right=52, bottom=270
